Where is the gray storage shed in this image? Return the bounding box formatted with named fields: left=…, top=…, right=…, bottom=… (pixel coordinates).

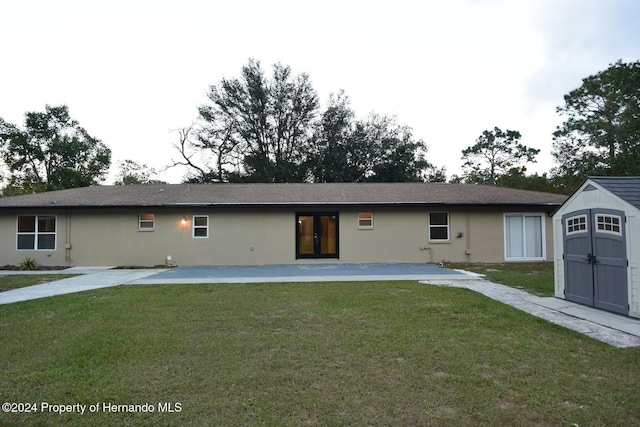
left=553, top=177, right=640, bottom=318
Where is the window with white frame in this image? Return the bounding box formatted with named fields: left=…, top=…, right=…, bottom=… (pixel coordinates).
left=504, top=213, right=545, bottom=260
left=17, top=215, right=56, bottom=250
left=596, top=214, right=621, bottom=235
left=357, top=212, right=374, bottom=229
left=566, top=214, right=587, bottom=234
left=193, top=215, right=209, bottom=238
left=429, top=212, right=449, bottom=241
left=138, top=213, right=155, bottom=231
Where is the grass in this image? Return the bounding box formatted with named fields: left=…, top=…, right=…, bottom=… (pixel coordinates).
left=448, top=262, right=555, bottom=296
left=1, top=281, right=639, bottom=426
left=0, top=275, right=78, bottom=292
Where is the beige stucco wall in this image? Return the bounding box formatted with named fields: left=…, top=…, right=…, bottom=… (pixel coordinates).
left=338, top=207, right=478, bottom=263
left=0, top=209, right=69, bottom=267
left=0, top=206, right=556, bottom=267
left=66, top=208, right=295, bottom=266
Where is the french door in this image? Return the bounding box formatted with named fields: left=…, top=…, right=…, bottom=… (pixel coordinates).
left=296, top=212, right=339, bottom=259
left=562, top=209, right=628, bottom=315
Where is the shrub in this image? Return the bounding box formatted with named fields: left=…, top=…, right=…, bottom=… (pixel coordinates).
left=18, top=257, right=37, bottom=270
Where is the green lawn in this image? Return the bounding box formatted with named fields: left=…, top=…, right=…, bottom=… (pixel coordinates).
left=1, top=280, right=639, bottom=426
left=449, top=262, right=555, bottom=296
left=0, top=274, right=77, bottom=292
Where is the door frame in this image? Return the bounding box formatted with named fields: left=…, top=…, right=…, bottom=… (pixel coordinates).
left=562, top=208, right=628, bottom=315
left=295, top=212, right=339, bottom=259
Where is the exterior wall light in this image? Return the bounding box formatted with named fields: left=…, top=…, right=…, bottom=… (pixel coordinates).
left=181, top=217, right=187, bottom=225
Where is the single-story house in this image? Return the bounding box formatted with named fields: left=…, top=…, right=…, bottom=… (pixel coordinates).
left=553, top=177, right=640, bottom=318
left=0, top=182, right=566, bottom=268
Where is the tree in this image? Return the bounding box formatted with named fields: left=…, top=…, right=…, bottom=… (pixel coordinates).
left=114, top=159, right=164, bottom=185
left=308, top=93, right=431, bottom=183
left=307, top=91, right=366, bottom=182
left=461, top=127, right=539, bottom=185
left=167, top=124, right=224, bottom=183
left=425, top=166, right=448, bottom=182
left=552, top=60, right=640, bottom=191
left=0, top=156, right=5, bottom=188
left=495, top=167, right=557, bottom=193
left=176, top=59, right=438, bottom=183
left=0, top=105, right=111, bottom=193
left=197, top=59, right=319, bottom=182
left=362, top=114, right=430, bottom=182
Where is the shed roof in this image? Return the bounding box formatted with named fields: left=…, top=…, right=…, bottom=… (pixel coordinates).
left=0, top=182, right=567, bottom=209
left=589, top=177, right=640, bottom=210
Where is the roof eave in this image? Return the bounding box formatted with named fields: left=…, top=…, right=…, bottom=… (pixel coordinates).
left=0, top=201, right=564, bottom=209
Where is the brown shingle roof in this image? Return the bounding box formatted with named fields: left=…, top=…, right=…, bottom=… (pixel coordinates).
left=0, top=183, right=567, bottom=208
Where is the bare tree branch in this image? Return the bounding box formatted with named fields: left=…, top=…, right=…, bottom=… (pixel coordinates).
left=163, top=124, right=212, bottom=182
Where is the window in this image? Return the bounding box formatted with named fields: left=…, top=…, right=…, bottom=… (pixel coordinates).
left=193, top=215, right=209, bottom=238
left=596, top=214, right=621, bottom=235
left=358, top=212, right=374, bottom=229
left=504, top=213, right=545, bottom=260
left=429, top=212, right=449, bottom=241
left=17, top=215, right=56, bottom=250
left=138, top=214, right=155, bottom=231
left=566, top=215, right=587, bottom=234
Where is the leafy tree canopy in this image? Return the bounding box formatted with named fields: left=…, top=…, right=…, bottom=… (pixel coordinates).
left=352, top=113, right=431, bottom=182
left=197, top=59, right=319, bottom=182
left=172, top=59, right=436, bottom=183
left=494, top=167, right=558, bottom=193
left=114, top=159, right=164, bottom=185
left=308, top=91, right=432, bottom=182
left=460, top=127, right=540, bottom=185
left=552, top=59, right=640, bottom=192
left=0, top=105, right=111, bottom=193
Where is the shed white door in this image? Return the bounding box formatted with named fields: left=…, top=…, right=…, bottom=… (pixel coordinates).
left=562, top=209, right=628, bottom=315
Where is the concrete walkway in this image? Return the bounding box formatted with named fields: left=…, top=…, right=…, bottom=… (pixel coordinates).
left=1, top=264, right=640, bottom=348
left=0, top=267, right=159, bottom=305
left=421, top=278, right=640, bottom=348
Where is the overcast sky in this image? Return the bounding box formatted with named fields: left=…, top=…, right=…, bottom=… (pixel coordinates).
left=1, top=0, right=639, bottom=184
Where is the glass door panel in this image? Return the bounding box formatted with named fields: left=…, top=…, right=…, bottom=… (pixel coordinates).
left=320, top=215, right=337, bottom=255
left=296, top=212, right=339, bottom=258
left=298, top=215, right=315, bottom=255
